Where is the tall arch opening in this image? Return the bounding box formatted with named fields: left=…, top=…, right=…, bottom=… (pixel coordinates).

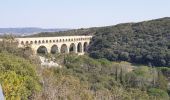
left=21, top=41, right=24, bottom=45
left=35, top=41, right=37, bottom=44
left=38, top=40, right=41, bottom=44
left=77, top=42, right=82, bottom=53
left=37, top=46, right=47, bottom=54
left=84, top=42, right=88, bottom=52
left=51, top=45, right=59, bottom=54
left=69, top=43, right=76, bottom=53
left=61, top=44, right=68, bottom=53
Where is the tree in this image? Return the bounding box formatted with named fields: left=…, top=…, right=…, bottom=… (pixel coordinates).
left=157, top=71, right=168, bottom=91
left=148, top=88, right=169, bottom=100
left=0, top=52, right=41, bottom=100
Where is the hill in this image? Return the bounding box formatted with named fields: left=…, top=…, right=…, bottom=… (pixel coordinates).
left=0, top=27, right=69, bottom=36
left=30, top=17, right=170, bottom=67
left=88, top=17, right=170, bottom=67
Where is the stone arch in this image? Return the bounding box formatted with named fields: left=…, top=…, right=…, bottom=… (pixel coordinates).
left=21, top=41, right=23, bottom=44
left=51, top=45, right=59, bottom=54
left=35, top=40, right=37, bottom=44
left=46, top=40, right=48, bottom=43
left=37, top=46, right=47, bottom=54
left=60, top=44, right=68, bottom=53
left=42, top=40, right=45, bottom=43
left=77, top=42, right=82, bottom=53
left=84, top=42, right=88, bottom=52
left=69, top=43, right=76, bottom=53
left=30, top=41, right=33, bottom=44
left=26, top=41, right=29, bottom=44
left=38, top=40, right=41, bottom=44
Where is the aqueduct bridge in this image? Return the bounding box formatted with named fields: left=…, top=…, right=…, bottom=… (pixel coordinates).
left=16, top=35, right=93, bottom=55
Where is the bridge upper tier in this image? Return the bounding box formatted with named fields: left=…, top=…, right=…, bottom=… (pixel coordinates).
left=16, top=35, right=93, bottom=46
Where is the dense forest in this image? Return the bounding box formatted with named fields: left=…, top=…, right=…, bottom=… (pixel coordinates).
left=0, top=34, right=169, bottom=100
left=88, top=18, right=170, bottom=67
left=30, top=17, right=170, bottom=67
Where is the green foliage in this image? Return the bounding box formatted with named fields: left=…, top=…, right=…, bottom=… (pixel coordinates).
left=157, top=67, right=170, bottom=77
left=0, top=71, right=28, bottom=100
left=125, top=66, right=153, bottom=90
left=0, top=52, right=41, bottom=100
left=148, top=88, right=169, bottom=100
left=126, top=88, right=151, bottom=100
left=0, top=37, right=40, bottom=65
left=40, top=55, right=168, bottom=100
left=0, top=52, right=167, bottom=100
left=88, top=18, right=170, bottom=67
left=157, top=71, right=168, bottom=91
left=133, top=66, right=151, bottom=77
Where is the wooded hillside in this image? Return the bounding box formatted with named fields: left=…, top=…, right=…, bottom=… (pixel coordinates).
left=30, top=17, right=170, bottom=67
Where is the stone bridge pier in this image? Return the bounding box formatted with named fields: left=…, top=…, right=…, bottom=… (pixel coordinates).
left=16, top=35, right=92, bottom=55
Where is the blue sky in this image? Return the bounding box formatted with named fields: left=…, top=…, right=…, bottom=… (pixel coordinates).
left=0, top=0, right=170, bottom=28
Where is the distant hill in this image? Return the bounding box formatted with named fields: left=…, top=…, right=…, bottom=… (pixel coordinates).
left=30, top=17, right=170, bottom=67
left=0, top=27, right=69, bottom=36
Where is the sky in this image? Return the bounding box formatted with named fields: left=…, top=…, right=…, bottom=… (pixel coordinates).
left=0, top=0, right=170, bottom=29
